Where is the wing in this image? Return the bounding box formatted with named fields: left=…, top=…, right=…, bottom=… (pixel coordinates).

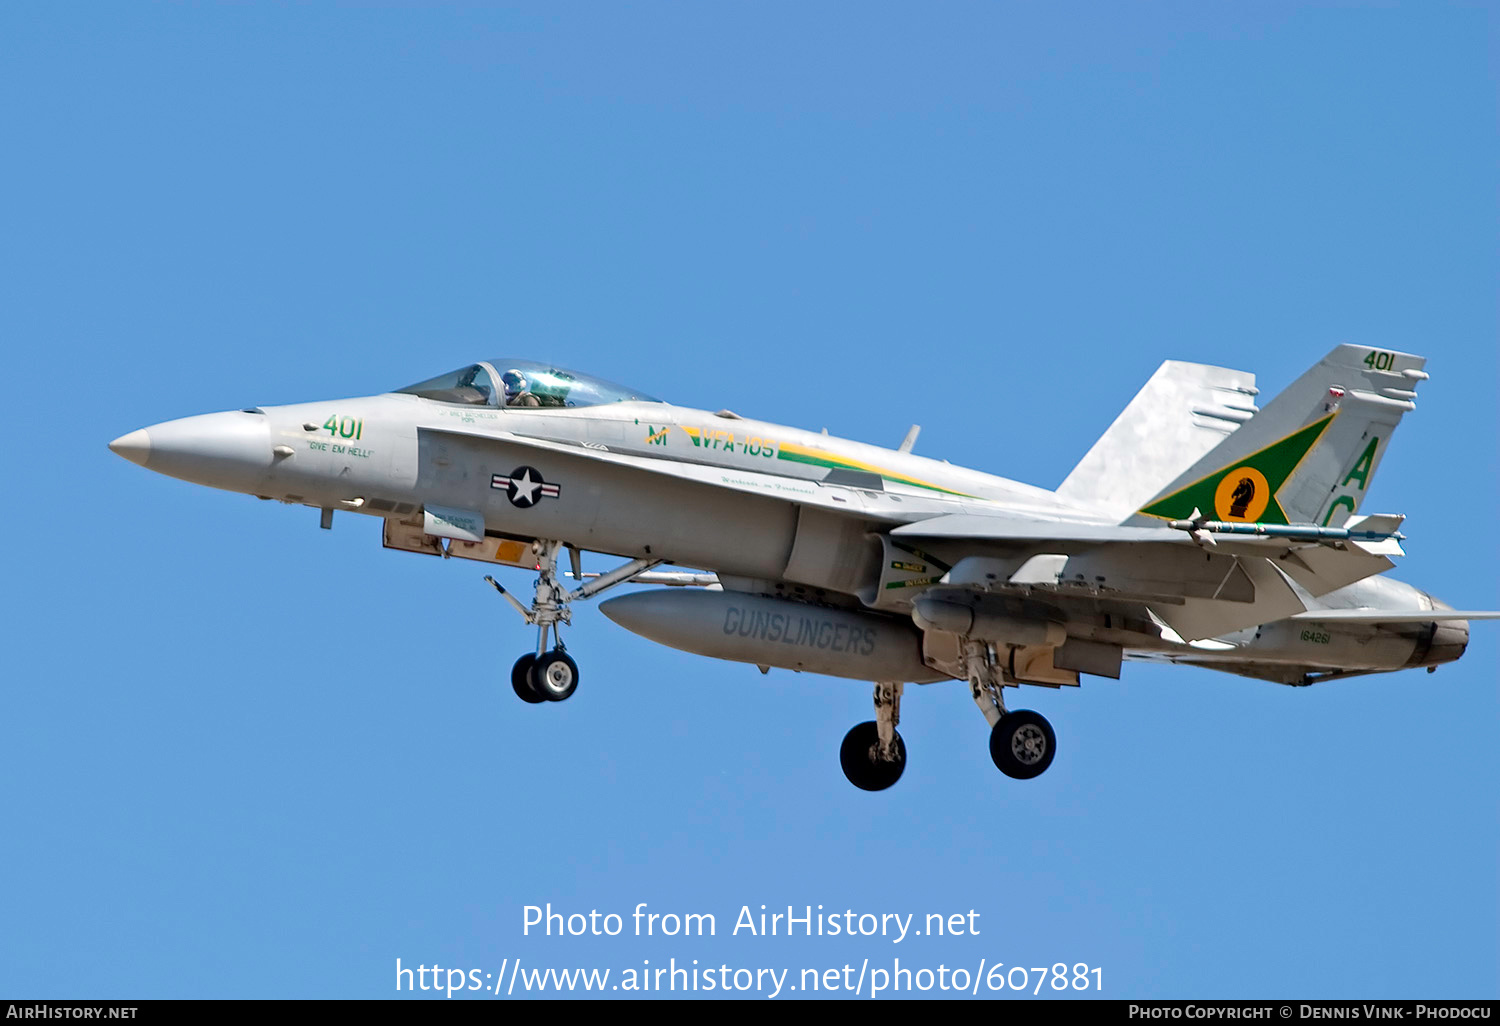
left=883, top=509, right=1406, bottom=643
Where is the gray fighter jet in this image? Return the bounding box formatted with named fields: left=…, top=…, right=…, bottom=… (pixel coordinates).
left=110, top=345, right=1495, bottom=790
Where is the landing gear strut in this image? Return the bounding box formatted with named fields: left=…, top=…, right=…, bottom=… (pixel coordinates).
left=840, top=682, right=906, bottom=791
left=487, top=540, right=661, bottom=705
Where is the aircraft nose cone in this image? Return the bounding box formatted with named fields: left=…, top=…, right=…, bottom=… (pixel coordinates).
left=109, top=429, right=151, bottom=466
left=114, top=410, right=273, bottom=491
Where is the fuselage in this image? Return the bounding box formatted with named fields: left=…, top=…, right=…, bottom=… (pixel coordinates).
left=110, top=391, right=1104, bottom=573
left=118, top=394, right=1102, bottom=513
left=110, top=371, right=1468, bottom=684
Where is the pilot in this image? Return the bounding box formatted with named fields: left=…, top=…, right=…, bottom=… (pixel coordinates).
left=501, top=369, right=541, bottom=407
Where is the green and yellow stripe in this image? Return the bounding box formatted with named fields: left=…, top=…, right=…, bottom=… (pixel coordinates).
left=776, top=441, right=975, bottom=497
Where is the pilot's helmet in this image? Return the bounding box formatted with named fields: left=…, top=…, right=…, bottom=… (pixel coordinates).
left=500, top=369, right=528, bottom=402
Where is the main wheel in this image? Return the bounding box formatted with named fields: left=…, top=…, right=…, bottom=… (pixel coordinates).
left=511, top=654, right=545, bottom=704
left=839, top=721, right=906, bottom=791
left=989, top=710, right=1056, bottom=779
left=530, top=650, right=579, bottom=702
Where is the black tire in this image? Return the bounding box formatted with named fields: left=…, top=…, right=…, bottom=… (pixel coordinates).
left=530, top=650, right=579, bottom=702
left=839, top=720, right=906, bottom=791
left=511, top=654, right=545, bottom=704
left=989, top=710, right=1056, bottom=779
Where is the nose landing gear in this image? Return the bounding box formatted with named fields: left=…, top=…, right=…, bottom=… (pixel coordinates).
left=487, top=540, right=661, bottom=706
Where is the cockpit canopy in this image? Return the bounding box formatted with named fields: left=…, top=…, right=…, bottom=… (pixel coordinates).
left=396, top=359, right=663, bottom=409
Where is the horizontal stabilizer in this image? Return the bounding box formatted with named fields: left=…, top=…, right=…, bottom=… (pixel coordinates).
left=1286, top=609, right=1500, bottom=623
left=895, top=508, right=1407, bottom=640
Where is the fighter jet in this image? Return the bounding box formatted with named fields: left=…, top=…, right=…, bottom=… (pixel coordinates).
left=109, top=345, right=1496, bottom=790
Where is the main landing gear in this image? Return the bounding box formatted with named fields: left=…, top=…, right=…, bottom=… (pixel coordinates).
left=837, top=642, right=1058, bottom=791
left=840, top=683, right=906, bottom=791
left=487, top=540, right=660, bottom=705
left=965, top=638, right=1056, bottom=780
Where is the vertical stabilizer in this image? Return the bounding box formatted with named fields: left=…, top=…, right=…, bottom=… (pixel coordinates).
left=1056, top=361, right=1259, bottom=520
left=1130, top=345, right=1426, bottom=527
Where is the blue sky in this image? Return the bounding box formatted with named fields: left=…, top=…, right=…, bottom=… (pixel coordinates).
left=3, top=3, right=1495, bottom=1000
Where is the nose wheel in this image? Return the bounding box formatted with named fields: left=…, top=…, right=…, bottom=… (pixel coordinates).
left=530, top=650, right=579, bottom=701
left=511, top=654, right=545, bottom=703
left=511, top=649, right=581, bottom=703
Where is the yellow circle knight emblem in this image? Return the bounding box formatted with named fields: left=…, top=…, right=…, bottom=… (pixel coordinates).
left=1214, top=467, right=1271, bottom=522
